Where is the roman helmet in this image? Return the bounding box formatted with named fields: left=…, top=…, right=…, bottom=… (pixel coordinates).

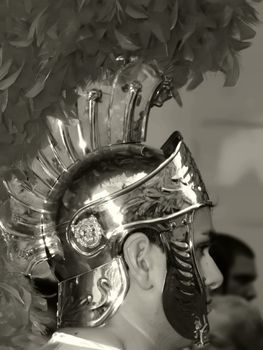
left=0, top=60, right=211, bottom=348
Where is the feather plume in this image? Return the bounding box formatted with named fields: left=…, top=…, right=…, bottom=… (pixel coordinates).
left=0, top=237, right=55, bottom=349
left=0, top=0, right=260, bottom=169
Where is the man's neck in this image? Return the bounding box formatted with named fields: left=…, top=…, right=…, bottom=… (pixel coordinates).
left=108, top=312, right=158, bottom=350
left=60, top=313, right=159, bottom=350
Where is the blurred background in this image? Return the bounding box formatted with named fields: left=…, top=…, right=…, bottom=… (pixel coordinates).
left=148, top=2, right=263, bottom=314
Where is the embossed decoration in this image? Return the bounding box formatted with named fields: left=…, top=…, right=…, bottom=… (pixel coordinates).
left=161, top=217, right=210, bottom=348
left=70, top=215, right=104, bottom=250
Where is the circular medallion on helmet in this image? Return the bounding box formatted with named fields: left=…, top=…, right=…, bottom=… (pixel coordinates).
left=69, top=215, right=104, bottom=255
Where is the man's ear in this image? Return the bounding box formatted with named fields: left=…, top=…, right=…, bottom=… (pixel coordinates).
left=123, top=232, right=153, bottom=290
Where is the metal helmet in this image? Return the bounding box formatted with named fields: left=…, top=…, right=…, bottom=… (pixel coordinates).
left=0, top=60, right=211, bottom=348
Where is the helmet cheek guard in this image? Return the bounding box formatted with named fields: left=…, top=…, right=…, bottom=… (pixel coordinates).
left=161, top=212, right=209, bottom=347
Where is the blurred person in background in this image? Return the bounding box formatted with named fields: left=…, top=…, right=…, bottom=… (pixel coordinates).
left=209, top=233, right=257, bottom=301
left=179, top=234, right=259, bottom=350
left=209, top=295, right=263, bottom=350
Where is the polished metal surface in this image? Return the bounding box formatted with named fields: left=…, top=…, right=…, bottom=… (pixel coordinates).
left=0, top=61, right=164, bottom=275
left=53, top=136, right=210, bottom=334
left=58, top=257, right=129, bottom=328
left=0, top=59, right=210, bottom=347
left=161, top=212, right=209, bottom=348
left=64, top=139, right=209, bottom=261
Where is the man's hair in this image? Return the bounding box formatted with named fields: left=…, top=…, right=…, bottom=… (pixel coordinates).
left=209, top=232, right=254, bottom=291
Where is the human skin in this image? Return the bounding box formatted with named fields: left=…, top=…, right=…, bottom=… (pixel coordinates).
left=50, top=207, right=223, bottom=350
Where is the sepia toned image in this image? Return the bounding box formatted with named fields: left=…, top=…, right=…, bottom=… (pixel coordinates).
left=0, top=1, right=263, bottom=350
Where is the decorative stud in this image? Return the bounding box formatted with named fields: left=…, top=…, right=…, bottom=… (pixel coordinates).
left=71, top=215, right=103, bottom=249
